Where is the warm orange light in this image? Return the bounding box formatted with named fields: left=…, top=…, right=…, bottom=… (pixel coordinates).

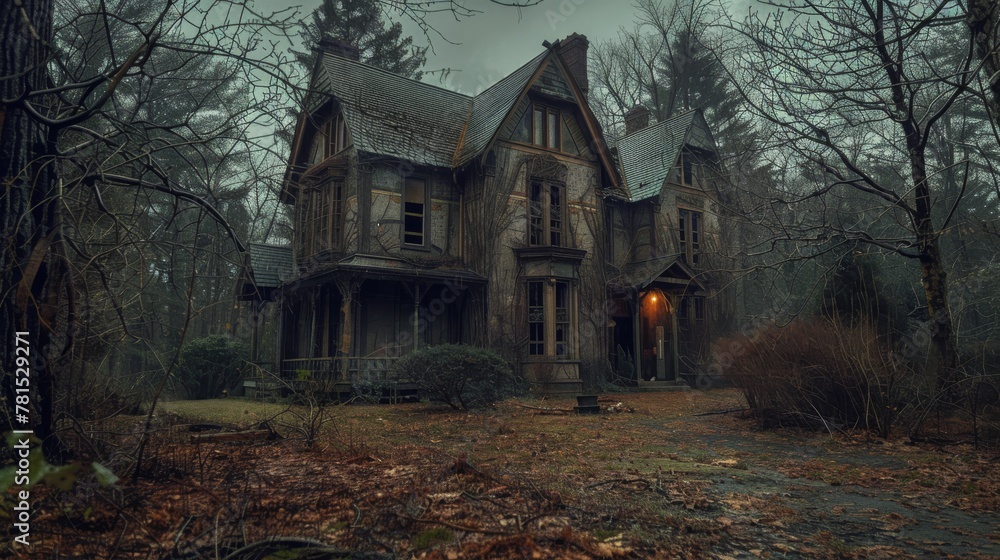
left=650, top=295, right=657, bottom=303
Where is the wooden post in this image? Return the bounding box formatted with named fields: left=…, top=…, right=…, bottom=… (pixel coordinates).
left=413, top=282, right=421, bottom=350
left=335, top=278, right=362, bottom=381
left=671, top=295, right=680, bottom=382
left=632, top=290, right=642, bottom=383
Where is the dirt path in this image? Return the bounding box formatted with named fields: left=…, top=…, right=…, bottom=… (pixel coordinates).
left=646, top=412, right=1000, bottom=558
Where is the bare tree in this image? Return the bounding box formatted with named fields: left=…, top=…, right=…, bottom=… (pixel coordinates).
left=723, top=1, right=983, bottom=391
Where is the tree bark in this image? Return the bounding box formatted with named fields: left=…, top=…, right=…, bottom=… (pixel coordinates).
left=909, top=144, right=959, bottom=393
left=1, top=1, right=63, bottom=456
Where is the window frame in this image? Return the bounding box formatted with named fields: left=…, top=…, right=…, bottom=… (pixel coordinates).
left=678, top=207, right=702, bottom=266
left=322, top=112, right=351, bottom=160
left=297, top=176, right=346, bottom=257
left=679, top=149, right=695, bottom=186
left=532, top=103, right=561, bottom=151
left=526, top=279, right=574, bottom=358
left=528, top=179, right=566, bottom=248
left=401, top=176, right=430, bottom=250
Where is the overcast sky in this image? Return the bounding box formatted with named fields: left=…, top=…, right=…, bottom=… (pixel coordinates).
left=397, top=1, right=640, bottom=94
left=277, top=1, right=644, bottom=94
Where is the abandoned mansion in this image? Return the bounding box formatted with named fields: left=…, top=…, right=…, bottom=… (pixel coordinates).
left=241, top=33, right=725, bottom=395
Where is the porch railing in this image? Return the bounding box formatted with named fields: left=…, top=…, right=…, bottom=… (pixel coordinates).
left=281, top=356, right=405, bottom=386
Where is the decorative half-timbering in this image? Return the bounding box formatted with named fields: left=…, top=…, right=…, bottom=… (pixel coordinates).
left=242, top=33, right=725, bottom=395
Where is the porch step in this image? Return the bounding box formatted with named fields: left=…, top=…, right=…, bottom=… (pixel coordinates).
left=635, top=380, right=690, bottom=392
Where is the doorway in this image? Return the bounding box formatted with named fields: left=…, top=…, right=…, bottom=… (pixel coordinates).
left=638, top=288, right=674, bottom=381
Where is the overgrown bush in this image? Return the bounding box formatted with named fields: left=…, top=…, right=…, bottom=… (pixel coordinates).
left=714, top=319, right=913, bottom=437
left=390, top=345, right=524, bottom=410
left=176, top=335, right=248, bottom=399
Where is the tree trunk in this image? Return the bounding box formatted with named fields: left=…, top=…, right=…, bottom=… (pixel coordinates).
left=1, top=1, right=62, bottom=456
left=909, top=145, right=959, bottom=394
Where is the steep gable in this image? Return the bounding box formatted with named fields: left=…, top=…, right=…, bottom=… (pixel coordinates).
left=530, top=58, right=576, bottom=101
left=283, top=37, right=622, bottom=200
left=617, top=109, right=717, bottom=201
left=452, top=51, right=548, bottom=167
left=316, top=54, right=470, bottom=169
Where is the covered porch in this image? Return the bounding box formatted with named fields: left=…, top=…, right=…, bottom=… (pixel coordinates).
left=278, top=256, right=486, bottom=398
left=609, top=259, right=705, bottom=388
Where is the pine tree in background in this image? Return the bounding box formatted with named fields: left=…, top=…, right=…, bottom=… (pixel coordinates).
left=657, top=28, right=754, bottom=162
left=291, top=0, right=427, bottom=78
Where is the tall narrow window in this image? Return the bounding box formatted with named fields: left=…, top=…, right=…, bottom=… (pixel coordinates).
left=403, top=177, right=427, bottom=247
left=531, top=104, right=561, bottom=151
left=526, top=279, right=573, bottom=357
left=528, top=179, right=565, bottom=247
left=528, top=281, right=545, bottom=355
left=681, top=151, right=695, bottom=185
left=554, top=282, right=569, bottom=356
left=315, top=187, right=330, bottom=251
left=547, top=110, right=559, bottom=149
left=330, top=179, right=344, bottom=249
left=549, top=185, right=563, bottom=246
left=533, top=108, right=545, bottom=146
left=321, top=113, right=350, bottom=159
left=679, top=208, right=702, bottom=266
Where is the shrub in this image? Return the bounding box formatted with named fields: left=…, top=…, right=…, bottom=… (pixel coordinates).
left=176, top=335, right=248, bottom=399
left=390, top=345, right=524, bottom=410
left=714, top=318, right=912, bottom=437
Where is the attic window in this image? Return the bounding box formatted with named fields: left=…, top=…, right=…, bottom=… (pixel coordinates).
left=322, top=112, right=350, bottom=159
left=532, top=104, right=560, bottom=150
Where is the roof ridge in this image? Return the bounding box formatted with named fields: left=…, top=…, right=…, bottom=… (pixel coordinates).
left=322, top=51, right=473, bottom=101
left=470, top=50, right=548, bottom=101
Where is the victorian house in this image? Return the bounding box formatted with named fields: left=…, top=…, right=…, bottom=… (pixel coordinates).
left=241, top=34, right=723, bottom=396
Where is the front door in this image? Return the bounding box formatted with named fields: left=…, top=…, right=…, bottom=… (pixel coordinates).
left=655, top=325, right=666, bottom=379
left=639, top=289, right=674, bottom=382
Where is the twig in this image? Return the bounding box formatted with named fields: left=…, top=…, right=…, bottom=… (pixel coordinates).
left=693, top=408, right=749, bottom=417
left=584, top=477, right=649, bottom=490
left=399, top=513, right=512, bottom=536
left=515, top=404, right=572, bottom=414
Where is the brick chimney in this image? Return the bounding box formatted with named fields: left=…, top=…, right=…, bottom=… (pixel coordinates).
left=317, top=35, right=360, bottom=61
left=558, top=33, right=589, bottom=96
left=625, top=105, right=650, bottom=135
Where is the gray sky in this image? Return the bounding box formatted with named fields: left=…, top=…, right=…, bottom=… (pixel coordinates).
left=397, top=1, right=640, bottom=94
left=282, top=0, right=643, bottom=94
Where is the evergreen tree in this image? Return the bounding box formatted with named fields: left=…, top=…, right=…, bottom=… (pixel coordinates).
left=291, top=0, right=426, bottom=78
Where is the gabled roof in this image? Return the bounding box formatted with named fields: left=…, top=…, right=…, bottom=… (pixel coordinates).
left=294, top=45, right=615, bottom=170
left=453, top=51, right=548, bottom=167
left=315, top=54, right=471, bottom=168
left=617, top=109, right=716, bottom=201
left=240, top=243, right=294, bottom=300
left=634, top=258, right=705, bottom=292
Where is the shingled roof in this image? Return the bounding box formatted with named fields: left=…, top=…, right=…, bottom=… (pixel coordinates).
left=242, top=243, right=294, bottom=299
left=308, top=48, right=554, bottom=171
left=315, top=55, right=471, bottom=168
left=453, top=51, right=549, bottom=167
left=616, top=109, right=716, bottom=201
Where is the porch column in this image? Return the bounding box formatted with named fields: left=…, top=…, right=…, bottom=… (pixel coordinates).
left=413, top=282, right=421, bottom=351
left=335, top=278, right=362, bottom=381
left=632, top=290, right=642, bottom=383
left=671, top=295, right=680, bottom=381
